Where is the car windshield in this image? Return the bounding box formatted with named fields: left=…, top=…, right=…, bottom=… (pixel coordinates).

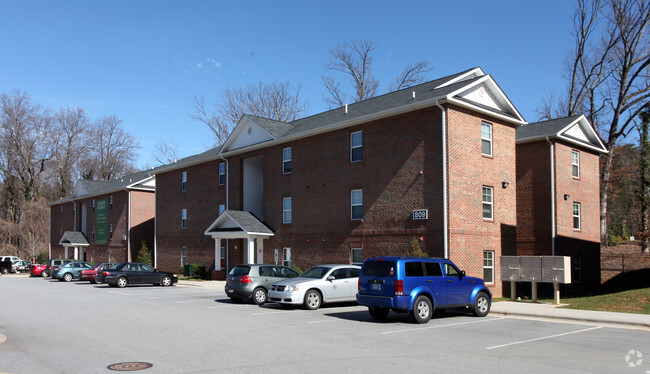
left=361, top=261, right=396, bottom=276
left=229, top=266, right=250, bottom=276
left=301, top=266, right=332, bottom=279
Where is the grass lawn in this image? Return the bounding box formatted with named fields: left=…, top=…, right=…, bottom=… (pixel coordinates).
left=527, top=288, right=650, bottom=314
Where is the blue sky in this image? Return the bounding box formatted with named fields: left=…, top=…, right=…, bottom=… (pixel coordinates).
left=0, top=0, right=575, bottom=168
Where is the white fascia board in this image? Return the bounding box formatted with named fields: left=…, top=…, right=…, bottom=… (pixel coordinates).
left=126, top=176, right=155, bottom=190
left=434, top=67, right=485, bottom=89
left=219, top=96, right=449, bottom=158
left=445, top=75, right=526, bottom=124
left=517, top=134, right=609, bottom=154
left=446, top=97, right=527, bottom=125
left=220, top=115, right=277, bottom=153
left=557, top=115, right=608, bottom=152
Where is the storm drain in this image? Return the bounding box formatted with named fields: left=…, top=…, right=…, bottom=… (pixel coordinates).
left=107, top=362, right=153, bottom=371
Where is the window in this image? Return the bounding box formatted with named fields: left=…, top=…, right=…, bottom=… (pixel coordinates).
left=572, top=255, right=582, bottom=283
left=572, top=150, right=580, bottom=178
left=351, top=248, right=363, bottom=265
left=92, top=199, right=95, bottom=213
left=219, top=163, right=225, bottom=185
left=181, top=246, right=187, bottom=266
left=481, top=122, right=492, bottom=156
left=283, top=197, right=292, bottom=224
left=92, top=225, right=95, bottom=240
left=483, top=251, right=494, bottom=284
left=109, top=196, right=113, bottom=211
left=182, top=171, right=187, bottom=192
left=350, top=131, right=362, bottom=162
left=60, top=206, right=62, bottom=216
left=482, top=186, right=493, bottom=220
left=219, top=247, right=226, bottom=270
left=283, top=248, right=291, bottom=267
left=573, top=202, right=581, bottom=230
left=218, top=204, right=225, bottom=215
left=405, top=262, right=425, bottom=277
left=182, top=209, right=187, bottom=229
left=424, top=262, right=443, bottom=276
left=351, top=189, right=363, bottom=220
left=59, top=228, right=62, bottom=236
left=283, top=147, right=292, bottom=174
left=109, top=224, right=113, bottom=240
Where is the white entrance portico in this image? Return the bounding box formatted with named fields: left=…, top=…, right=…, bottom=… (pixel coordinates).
left=59, top=231, right=90, bottom=260
left=204, top=210, right=274, bottom=271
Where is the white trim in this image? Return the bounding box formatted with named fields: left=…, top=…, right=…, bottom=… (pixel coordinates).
left=573, top=202, right=581, bottom=231
left=482, top=186, right=494, bottom=220
left=283, top=197, right=292, bottom=224
left=351, top=189, right=363, bottom=220
left=434, top=67, right=485, bottom=89
left=483, top=250, right=495, bottom=284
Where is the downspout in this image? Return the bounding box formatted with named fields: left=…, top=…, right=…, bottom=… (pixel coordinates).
left=546, top=136, right=556, bottom=256
left=127, top=190, right=132, bottom=262
left=434, top=99, right=449, bottom=259
left=220, top=154, right=229, bottom=272
left=153, top=185, right=157, bottom=267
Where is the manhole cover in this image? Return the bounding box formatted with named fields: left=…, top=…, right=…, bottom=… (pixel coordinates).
left=107, top=362, right=153, bottom=371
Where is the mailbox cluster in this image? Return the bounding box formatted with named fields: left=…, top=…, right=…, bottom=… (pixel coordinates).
left=501, top=256, right=572, bottom=284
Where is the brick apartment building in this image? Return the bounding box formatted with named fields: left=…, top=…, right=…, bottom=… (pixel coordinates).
left=153, top=67, right=535, bottom=296
left=516, top=115, right=607, bottom=291
left=49, top=170, right=155, bottom=263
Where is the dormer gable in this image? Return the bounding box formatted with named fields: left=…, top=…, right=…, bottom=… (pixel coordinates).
left=221, top=115, right=294, bottom=153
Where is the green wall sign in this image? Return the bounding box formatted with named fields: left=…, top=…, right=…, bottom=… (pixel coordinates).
left=95, top=198, right=108, bottom=244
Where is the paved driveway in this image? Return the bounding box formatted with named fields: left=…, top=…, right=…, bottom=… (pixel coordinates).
left=0, top=276, right=648, bottom=373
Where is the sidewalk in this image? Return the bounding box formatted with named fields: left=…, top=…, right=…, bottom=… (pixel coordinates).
left=490, top=301, right=650, bottom=331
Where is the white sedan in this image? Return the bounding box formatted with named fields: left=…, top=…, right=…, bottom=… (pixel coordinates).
left=268, top=264, right=361, bottom=310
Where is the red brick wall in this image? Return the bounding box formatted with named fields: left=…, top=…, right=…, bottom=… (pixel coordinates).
left=49, top=202, right=75, bottom=258
left=129, top=190, right=155, bottom=262
left=445, top=106, right=518, bottom=297
left=155, top=161, right=228, bottom=274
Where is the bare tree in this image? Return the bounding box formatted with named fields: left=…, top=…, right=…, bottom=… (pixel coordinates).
left=20, top=200, right=49, bottom=260
left=322, top=39, right=432, bottom=108
left=152, top=141, right=180, bottom=165
left=0, top=90, right=53, bottom=203
left=80, top=115, right=139, bottom=181
left=192, top=81, right=308, bottom=145
left=638, top=105, right=650, bottom=252
left=51, top=106, right=90, bottom=198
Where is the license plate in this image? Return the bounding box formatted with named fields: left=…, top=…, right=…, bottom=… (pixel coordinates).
left=371, top=283, right=381, bottom=291
left=228, top=289, right=233, bottom=293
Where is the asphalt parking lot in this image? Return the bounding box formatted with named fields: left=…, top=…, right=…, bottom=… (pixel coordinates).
left=1, top=275, right=649, bottom=373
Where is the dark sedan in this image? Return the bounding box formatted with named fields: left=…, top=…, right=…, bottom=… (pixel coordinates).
left=99, top=263, right=178, bottom=288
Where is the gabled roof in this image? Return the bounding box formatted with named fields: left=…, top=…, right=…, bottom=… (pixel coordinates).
left=49, top=169, right=156, bottom=206
left=149, top=145, right=223, bottom=175
left=204, top=210, right=274, bottom=239
left=59, top=231, right=89, bottom=247
left=517, top=114, right=608, bottom=154
left=219, top=67, right=527, bottom=155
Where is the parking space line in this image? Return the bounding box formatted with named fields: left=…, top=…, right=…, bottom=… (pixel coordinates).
left=252, top=310, right=298, bottom=315
left=308, top=320, right=333, bottom=324
left=381, top=317, right=504, bottom=335
left=107, top=291, right=131, bottom=296
left=486, top=326, right=603, bottom=350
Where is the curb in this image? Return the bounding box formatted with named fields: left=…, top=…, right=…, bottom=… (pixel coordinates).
left=489, top=310, right=650, bottom=331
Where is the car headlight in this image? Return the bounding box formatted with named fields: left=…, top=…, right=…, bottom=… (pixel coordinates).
left=287, top=284, right=300, bottom=292
left=172, top=274, right=178, bottom=278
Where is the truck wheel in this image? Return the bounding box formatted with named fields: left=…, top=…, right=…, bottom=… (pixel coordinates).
left=473, top=292, right=491, bottom=317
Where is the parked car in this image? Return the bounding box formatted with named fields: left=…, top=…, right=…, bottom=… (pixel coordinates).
left=0, top=259, right=12, bottom=274
left=80, top=263, right=116, bottom=284
left=100, top=263, right=178, bottom=288
left=12, top=260, right=32, bottom=273
left=0, top=256, right=21, bottom=263
left=225, top=264, right=300, bottom=304
left=52, top=261, right=94, bottom=282
left=42, top=259, right=73, bottom=277
left=30, top=264, right=47, bottom=277
left=356, top=256, right=492, bottom=324
left=268, top=264, right=361, bottom=310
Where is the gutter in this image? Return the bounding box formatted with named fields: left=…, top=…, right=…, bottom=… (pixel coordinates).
left=435, top=99, right=449, bottom=259
left=546, top=136, right=556, bottom=256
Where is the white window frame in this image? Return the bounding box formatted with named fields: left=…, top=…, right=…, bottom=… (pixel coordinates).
left=283, top=147, right=292, bottom=175
left=109, top=196, right=113, bottom=211
left=92, top=199, right=95, bottom=213
left=109, top=224, right=113, bottom=240
left=218, top=163, right=225, bottom=186
left=182, top=208, right=187, bottom=229
left=483, top=251, right=494, bottom=284
left=283, top=197, right=292, bottom=224
left=219, top=246, right=226, bottom=271
left=481, top=122, right=492, bottom=156
left=181, top=246, right=187, bottom=266
left=182, top=171, right=187, bottom=192
left=572, top=150, right=580, bottom=178
left=350, top=131, right=362, bottom=162
left=351, top=189, right=363, bottom=220
left=573, top=202, right=581, bottom=230
left=482, top=186, right=493, bottom=220
left=92, top=225, right=95, bottom=240
left=351, top=248, right=363, bottom=265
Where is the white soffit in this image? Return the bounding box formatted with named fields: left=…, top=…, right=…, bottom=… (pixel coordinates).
left=222, top=116, right=275, bottom=152
left=458, top=85, right=501, bottom=111
left=562, top=123, right=590, bottom=143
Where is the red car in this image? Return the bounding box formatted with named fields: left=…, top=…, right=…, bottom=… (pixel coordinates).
left=30, top=264, right=47, bottom=277
left=80, top=263, right=116, bottom=284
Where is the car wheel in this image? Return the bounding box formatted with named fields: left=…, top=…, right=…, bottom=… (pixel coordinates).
left=116, top=277, right=128, bottom=288
left=252, top=287, right=267, bottom=305
left=368, top=306, right=390, bottom=320
left=411, top=295, right=432, bottom=324
left=41, top=271, right=49, bottom=277
left=91, top=276, right=99, bottom=284
left=63, top=273, right=73, bottom=282
left=473, top=292, right=491, bottom=317
left=0, top=267, right=8, bottom=274
left=304, top=290, right=322, bottom=310
left=161, top=276, right=173, bottom=287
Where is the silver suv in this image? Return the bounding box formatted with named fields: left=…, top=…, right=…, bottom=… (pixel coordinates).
left=225, top=264, right=300, bottom=305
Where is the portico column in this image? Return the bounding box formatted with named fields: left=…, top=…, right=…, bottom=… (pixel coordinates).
left=74, top=247, right=79, bottom=260
left=256, top=239, right=264, bottom=264
left=247, top=237, right=255, bottom=264
left=214, top=238, right=222, bottom=270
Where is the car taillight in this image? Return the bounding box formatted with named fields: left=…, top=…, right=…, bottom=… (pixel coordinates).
left=394, top=280, right=404, bottom=296
left=101, top=271, right=110, bottom=276
left=239, top=275, right=252, bottom=283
